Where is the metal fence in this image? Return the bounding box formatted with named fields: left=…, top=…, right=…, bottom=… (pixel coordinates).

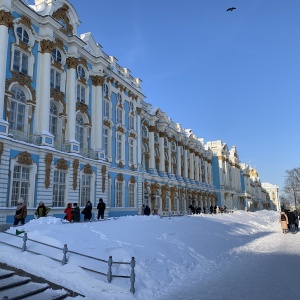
left=1, top=232, right=136, bottom=294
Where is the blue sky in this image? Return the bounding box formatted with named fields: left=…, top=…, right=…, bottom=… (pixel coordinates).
left=37, top=1, right=300, bottom=192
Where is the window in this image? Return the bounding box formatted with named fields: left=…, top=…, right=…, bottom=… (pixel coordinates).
left=129, top=139, right=134, bottom=165
left=76, top=114, right=84, bottom=148
left=51, top=49, right=62, bottom=63
left=116, top=133, right=122, bottom=161
left=164, top=197, right=169, bottom=211
left=49, top=102, right=58, bottom=138
left=80, top=174, right=91, bottom=207
left=164, top=138, right=168, bottom=148
left=77, top=84, right=85, bottom=103
left=128, top=183, right=135, bottom=207
left=116, top=107, right=122, bottom=124
left=154, top=133, right=159, bottom=143
left=13, top=49, right=28, bottom=74
left=78, top=65, right=86, bottom=78
left=50, top=69, right=61, bottom=90
left=103, top=127, right=109, bottom=156
left=9, top=87, right=26, bottom=131
left=11, top=165, right=30, bottom=207
left=104, top=100, right=110, bottom=118
left=115, top=181, right=123, bottom=207
left=171, top=142, right=176, bottom=152
left=16, top=27, right=29, bottom=44
left=142, top=126, right=148, bottom=137
left=129, top=115, right=135, bottom=130
left=103, top=83, right=109, bottom=97
left=52, top=170, right=66, bottom=207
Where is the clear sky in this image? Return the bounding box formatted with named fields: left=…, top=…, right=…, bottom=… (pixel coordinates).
left=31, top=0, right=300, bottom=193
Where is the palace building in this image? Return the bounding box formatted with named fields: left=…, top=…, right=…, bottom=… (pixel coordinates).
left=0, top=0, right=277, bottom=224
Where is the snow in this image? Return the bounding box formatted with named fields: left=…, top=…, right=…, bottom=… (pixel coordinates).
left=0, top=210, right=299, bottom=300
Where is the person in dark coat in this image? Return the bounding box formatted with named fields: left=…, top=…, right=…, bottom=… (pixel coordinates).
left=210, top=205, right=213, bottom=214
left=14, top=199, right=27, bottom=226
left=97, top=198, right=106, bottom=220
left=72, top=203, right=80, bottom=222
left=287, top=210, right=296, bottom=234
left=35, top=201, right=51, bottom=218
left=144, top=205, right=151, bottom=216
left=64, top=203, right=73, bottom=221
left=83, top=201, right=93, bottom=221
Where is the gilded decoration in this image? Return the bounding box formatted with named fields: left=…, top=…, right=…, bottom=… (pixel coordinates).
left=136, top=107, right=142, bottom=115
left=54, top=38, right=66, bottom=53
left=51, top=88, right=65, bottom=104
left=177, top=141, right=183, bottom=147
left=0, top=142, right=3, bottom=163
left=52, top=4, right=73, bottom=36
left=161, top=184, right=169, bottom=211
left=72, top=159, right=79, bottom=190
left=117, top=173, right=124, bottom=181
left=170, top=186, right=178, bottom=210
left=44, top=153, right=53, bottom=189
left=129, top=132, right=136, bottom=139
left=130, top=165, right=136, bottom=171
left=142, top=120, right=148, bottom=127
left=83, top=164, right=93, bottom=174
left=159, top=131, right=168, bottom=138
left=103, top=119, right=112, bottom=128
left=91, top=75, right=105, bottom=86
left=118, top=161, right=124, bottom=168
left=66, top=57, right=78, bottom=69
left=76, top=101, right=92, bottom=125
left=52, top=60, right=63, bottom=71
left=18, top=40, right=30, bottom=53
left=56, top=158, right=68, bottom=170
left=118, top=102, right=123, bottom=109
left=80, top=58, right=88, bottom=70
left=17, top=15, right=33, bottom=32
left=0, top=10, right=13, bottom=28
left=40, top=39, right=55, bottom=54
left=116, top=126, right=125, bottom=134
left=6, top=71, right=36, bottom=104
left=78, top=76, right=87, bottom=85
left=145, top=152, right=150, bottom=171
left=101, top=165, right=106, bottom=193
left=130, top=176, right=136, bottom=184
left=150, top=181, right=160, bottom=209
left=16, top=151, right=33, bottom=165
left=149, top=125, right=158, bottom=133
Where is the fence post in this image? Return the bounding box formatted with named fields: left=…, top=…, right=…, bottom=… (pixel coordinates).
left=130, top=257, right=135, bottom=294
left=107, top=256, right=112, bottom=283
left=22, top=232, right=27, bottom=252
left=62, top=244, right=68, bottom=265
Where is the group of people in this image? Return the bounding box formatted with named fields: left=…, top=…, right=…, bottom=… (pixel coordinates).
left=14, top=198, right=106, bottom=226
left=141, top=204, right=151, bottom=216
left=279, top=209, right=299, bottom=234
left=188, top=204, right=227, bottom=215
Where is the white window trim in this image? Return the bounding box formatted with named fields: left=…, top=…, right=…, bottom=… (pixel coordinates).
left=128, top=181, right=137, bottom=208
left=115, top=132, right=125, bottom=164
left=128, top=137, right=136, bottom=167
left=79, top=169, right=95, bottom=207
left=115, top=179, right=125, bottom=208
left=11, top=44, right=35, bottom=78
left=103, top=126, right=112, bottom=161
left=9, top=157, right=37, bottom=208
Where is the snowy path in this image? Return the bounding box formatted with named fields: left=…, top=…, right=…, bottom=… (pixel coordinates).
left=160, top=225, right=300, bottom=300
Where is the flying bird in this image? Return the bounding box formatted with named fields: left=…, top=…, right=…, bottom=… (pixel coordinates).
left=226, top=7, right=236, bottom=12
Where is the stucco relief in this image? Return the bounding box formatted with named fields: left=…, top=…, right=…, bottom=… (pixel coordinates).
left=40, top=39, right=55, bottom=54
left=44, top=153, right=53, bottom=189
left=56, top=158, right=68, bottom=170
left=0, top=10, right=13, bottom=28
left=83, top=164, right=93, bottom=175
left=91, top=75, right=105, bottom=86
left=66, top=57, right=78, bottom=69
left=52, top=4, right=73, bottom=36
left=16, top=151, right=33, bottom=165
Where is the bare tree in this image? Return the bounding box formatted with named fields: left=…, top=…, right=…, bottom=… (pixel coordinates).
left=283, top=168, right=300, bottom=210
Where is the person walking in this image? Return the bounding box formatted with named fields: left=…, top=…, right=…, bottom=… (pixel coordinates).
left=35, top=201, right=51, bottom=218
left=97, top=198, right=106, bottom=220
left=64, top=203, right=73, bottom=222
left=82, top=200, right=93, bottom=221
left=72, top=203, right=80, bottom=222
left=294, top=211, right=299, bottom=231
left=14, top=199, right=27, bottom=226
left=279, top=210, right=289, bottom=234
left=141, top=204, right=146, bottom=215
left=287, top=210, right=296, bottom=234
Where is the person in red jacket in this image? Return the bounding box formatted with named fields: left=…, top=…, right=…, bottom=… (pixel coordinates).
left=64, top=203, right=73, bottom=222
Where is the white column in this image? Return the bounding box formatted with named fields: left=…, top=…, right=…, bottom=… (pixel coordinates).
left=159, top=135, right=165, bottom=172
left=65, top=57, right=77, bottom=144
left=91, top=76, right=104, bottom=150
left=195, top=155, right=199, bottom=182
left=168, top=141, right=172, bottom=174
left=137, top=108, right=142, bottom=166
left=176, top=144, right=181, bottom=177
left=189, top=151, right=194, bottom=180
left=149, top=129, right=155, bottom=170
left=183, top=148, right=188, bottom=178
left=0, top=10, right=12, bottom=135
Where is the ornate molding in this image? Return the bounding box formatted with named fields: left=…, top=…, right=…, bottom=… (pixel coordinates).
left=0, top=142, right=3, bottom=163
left=76, top=101, right=92, bottom=125
left=83, top=163, right=93, bottom=174
left=0, top=10, right=13, bottom=28
left=116, top=126, right=125, bottom=134
left=129, top=132, right=136, bottom=139
left=159, top=131, right=168, bottom=138
left=56, top=158, right=68, bottom=170
left=130, top=164, right=136, bottom=171
left=118, top=161, right=124, bottom=168
left=54, top=38, right=66, bottom=53
left=52, top=4, right=73, bottom=36
left=91, top=75, right=105, bottom=86
left=101, top=165, right=106, bottom=193
left=44, top=153, right=53, bottom=189
left=72, top=159, right=79, bottom=190
left=130, top=176, right=136, bottom=184
left=117, top=173, right=124, bottom=181
left=17, top=151, right=33, bottom=165
left=66, top=57, right=78, bottom=69
left=103, top=119, right=112, bottom=128
left=149, top=125, right=158, bottom=133
left=40, top=39, right=55, bottom=54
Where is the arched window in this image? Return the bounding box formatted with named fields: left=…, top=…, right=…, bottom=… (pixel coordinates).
left=51, top=49, right=62, bottom=62
left=16, top=27, right=29, bottom=44
left=77, top=65, right=86, bottom=78
left=142, top=126, right=148, bottom=138
left=77, top=84, right=85, bottom=103
left=10, top=87, right=26, bottom=130
left=50, top=68, right=61, bottom=90
left=13, top=49, right=28, bottom=74
left=103, top=83, right=109, bottom=97
left=49, top=102, right=58, bottom=139
left=76, top=114, right=84, bottom=148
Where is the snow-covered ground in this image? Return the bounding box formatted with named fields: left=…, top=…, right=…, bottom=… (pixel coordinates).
left=0, top=210, right=299, bottom=300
